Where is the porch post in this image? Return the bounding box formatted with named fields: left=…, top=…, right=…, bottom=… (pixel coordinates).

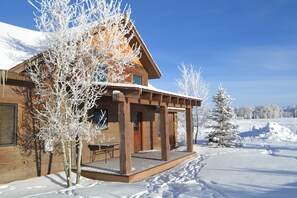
left=113, top=91, right=131, bottom=174
left=186, top=107, right=193, bottom=152
left=160, top=105, right=170, bottom=161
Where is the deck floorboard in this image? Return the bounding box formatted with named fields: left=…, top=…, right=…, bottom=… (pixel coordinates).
left=78, top=150, right=196, bottom=182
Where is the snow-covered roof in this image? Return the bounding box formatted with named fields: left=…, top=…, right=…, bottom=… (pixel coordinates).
left=0, top=22, right=47, bottom=71
left=0, top=23, right=188, bottom=102
left=146, top=83, right=201, bottom=101
left=0, top=22, right=161, bottom=79
left=98, top=82, right=202, bottom=101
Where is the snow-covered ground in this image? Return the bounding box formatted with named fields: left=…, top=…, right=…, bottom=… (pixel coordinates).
left=1, top=118, right=297, bottom=198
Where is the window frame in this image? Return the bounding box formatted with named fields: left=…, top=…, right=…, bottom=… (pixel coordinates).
left=133, top=75, right=142, bottom=85
left=133, top=113, right=139, bottom=131
left=93, top=108, right=108, bottom=130
left=96, top=66, right=108, bottom=82
left=0, top=103, right=18, bottom=147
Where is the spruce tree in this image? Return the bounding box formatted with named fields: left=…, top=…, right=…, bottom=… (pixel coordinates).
left=208, top=85, right=240, bottom=147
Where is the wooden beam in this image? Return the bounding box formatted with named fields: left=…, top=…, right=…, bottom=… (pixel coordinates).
left=167, top=103, right=174, bottom=107
left=127, top=98, right=139, bottom=104
left=123, top=90, right=140, bottom=98
left=160, top=106, right=170, bottom=161
left=114, top=91, right=132, bottom=175
left=179, top=98, right=185, bottom=105
left=152, top=93, right=162, bottom=102
left=171, top=97, right=178, bottom=104
left=139, top=99, right=150, bottom=105
left=150, top=101, right=160, bottom=106
left=186, top=108, right=193, bottom=152
left=185, top=99, right=191, bottom=106
left=140, top=92, right=152, bottom=100
left=6, top=71, right=31, bottom=82
left=162, top=95, right=171, bottom=103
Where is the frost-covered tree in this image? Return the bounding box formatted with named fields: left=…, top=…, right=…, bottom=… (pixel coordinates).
left=235, top=107, right=254, bottom=119
left=176, top=63, right=209, bottom=144
left=207, top=85, right=239, bottom=147
left=28, top=0, right=140, bottom=186
left=253, top=104, right=283, bottom=119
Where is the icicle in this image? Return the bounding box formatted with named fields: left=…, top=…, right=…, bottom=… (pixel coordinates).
left=0, top=70, right=8, bottom=97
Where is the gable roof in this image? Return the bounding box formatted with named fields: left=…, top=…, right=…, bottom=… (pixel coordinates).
left=0, top=22, right=162, bottom=79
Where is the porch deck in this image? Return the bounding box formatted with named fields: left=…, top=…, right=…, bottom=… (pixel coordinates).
left=78, top=150, right=196, bottom=183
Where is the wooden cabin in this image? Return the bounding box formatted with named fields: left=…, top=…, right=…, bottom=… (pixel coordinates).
left=0, top=22, right=201, bottom=184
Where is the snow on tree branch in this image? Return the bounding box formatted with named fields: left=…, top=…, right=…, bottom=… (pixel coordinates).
left=176, top=63, right=209, bottom=144
left=207, top=84, right=240, bottom=147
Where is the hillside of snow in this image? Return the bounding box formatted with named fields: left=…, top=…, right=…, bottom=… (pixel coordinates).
left=1, top=118, right=297, bottom=197
left=241, top=121, right=297, bottom=142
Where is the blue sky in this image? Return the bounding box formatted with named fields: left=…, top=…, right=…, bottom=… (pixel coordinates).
left=1, top=0, right=296, bottom=107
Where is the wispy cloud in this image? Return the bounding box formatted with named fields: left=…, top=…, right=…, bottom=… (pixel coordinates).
left=208, top=77, right=297, bottom=107
left=220, top=45, right=297, bottom=72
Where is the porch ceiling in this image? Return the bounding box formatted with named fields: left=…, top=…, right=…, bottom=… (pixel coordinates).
left=102, top=83, right=202, bottom=108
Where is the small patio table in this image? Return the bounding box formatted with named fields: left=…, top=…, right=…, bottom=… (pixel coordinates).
left=88, top=142, right=119, bottom=163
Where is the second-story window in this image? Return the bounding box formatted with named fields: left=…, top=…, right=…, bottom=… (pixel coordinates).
left=96, top=66, right=108, bottom=82
left=133, top=75, right=142, bottom=85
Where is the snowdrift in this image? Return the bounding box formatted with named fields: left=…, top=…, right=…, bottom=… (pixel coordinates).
left=241, top=122, right=297, bottom=142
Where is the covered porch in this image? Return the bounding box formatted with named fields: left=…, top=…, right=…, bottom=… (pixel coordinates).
left=81, top=83, right=201, bottom=182
left=78, top=150, right=196, bottom=183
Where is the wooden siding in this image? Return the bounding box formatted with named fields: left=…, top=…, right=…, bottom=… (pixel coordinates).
left=125, top=64, right=148, bottom=86
left=0, top=85, right=179, bottom=184
left=0, top=84, right=65, bottom=184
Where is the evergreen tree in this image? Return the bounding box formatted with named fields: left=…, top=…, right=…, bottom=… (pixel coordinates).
left=208, top=85, right=240, bottom=147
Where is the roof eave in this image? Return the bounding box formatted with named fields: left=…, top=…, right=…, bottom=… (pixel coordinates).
left=99, top=82, right=202, bottom=107
left=130, top=25, right=162, bottom=79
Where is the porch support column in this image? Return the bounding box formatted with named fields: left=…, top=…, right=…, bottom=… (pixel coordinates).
left=186, top=107, right=193, bottom=152
left=113, top=91, right=131, bottom=174
left=160, top=106, right=170, bottom=161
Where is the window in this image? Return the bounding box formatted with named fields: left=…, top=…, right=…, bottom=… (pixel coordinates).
left=134, top=114, right=139, bottom=131
left=96, top=66, right=108, bottom=82
left=0, top=103, right=17, bottom=146
left=94, top=109, right=108, bottom=129
left=133, top=75, right=142, bottom=85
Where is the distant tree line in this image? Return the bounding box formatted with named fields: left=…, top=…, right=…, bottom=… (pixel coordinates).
left=234, top=104, right=297, bottom=119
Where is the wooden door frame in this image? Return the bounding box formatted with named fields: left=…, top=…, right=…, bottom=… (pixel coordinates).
left=133, top=112, right=143, bottom=152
